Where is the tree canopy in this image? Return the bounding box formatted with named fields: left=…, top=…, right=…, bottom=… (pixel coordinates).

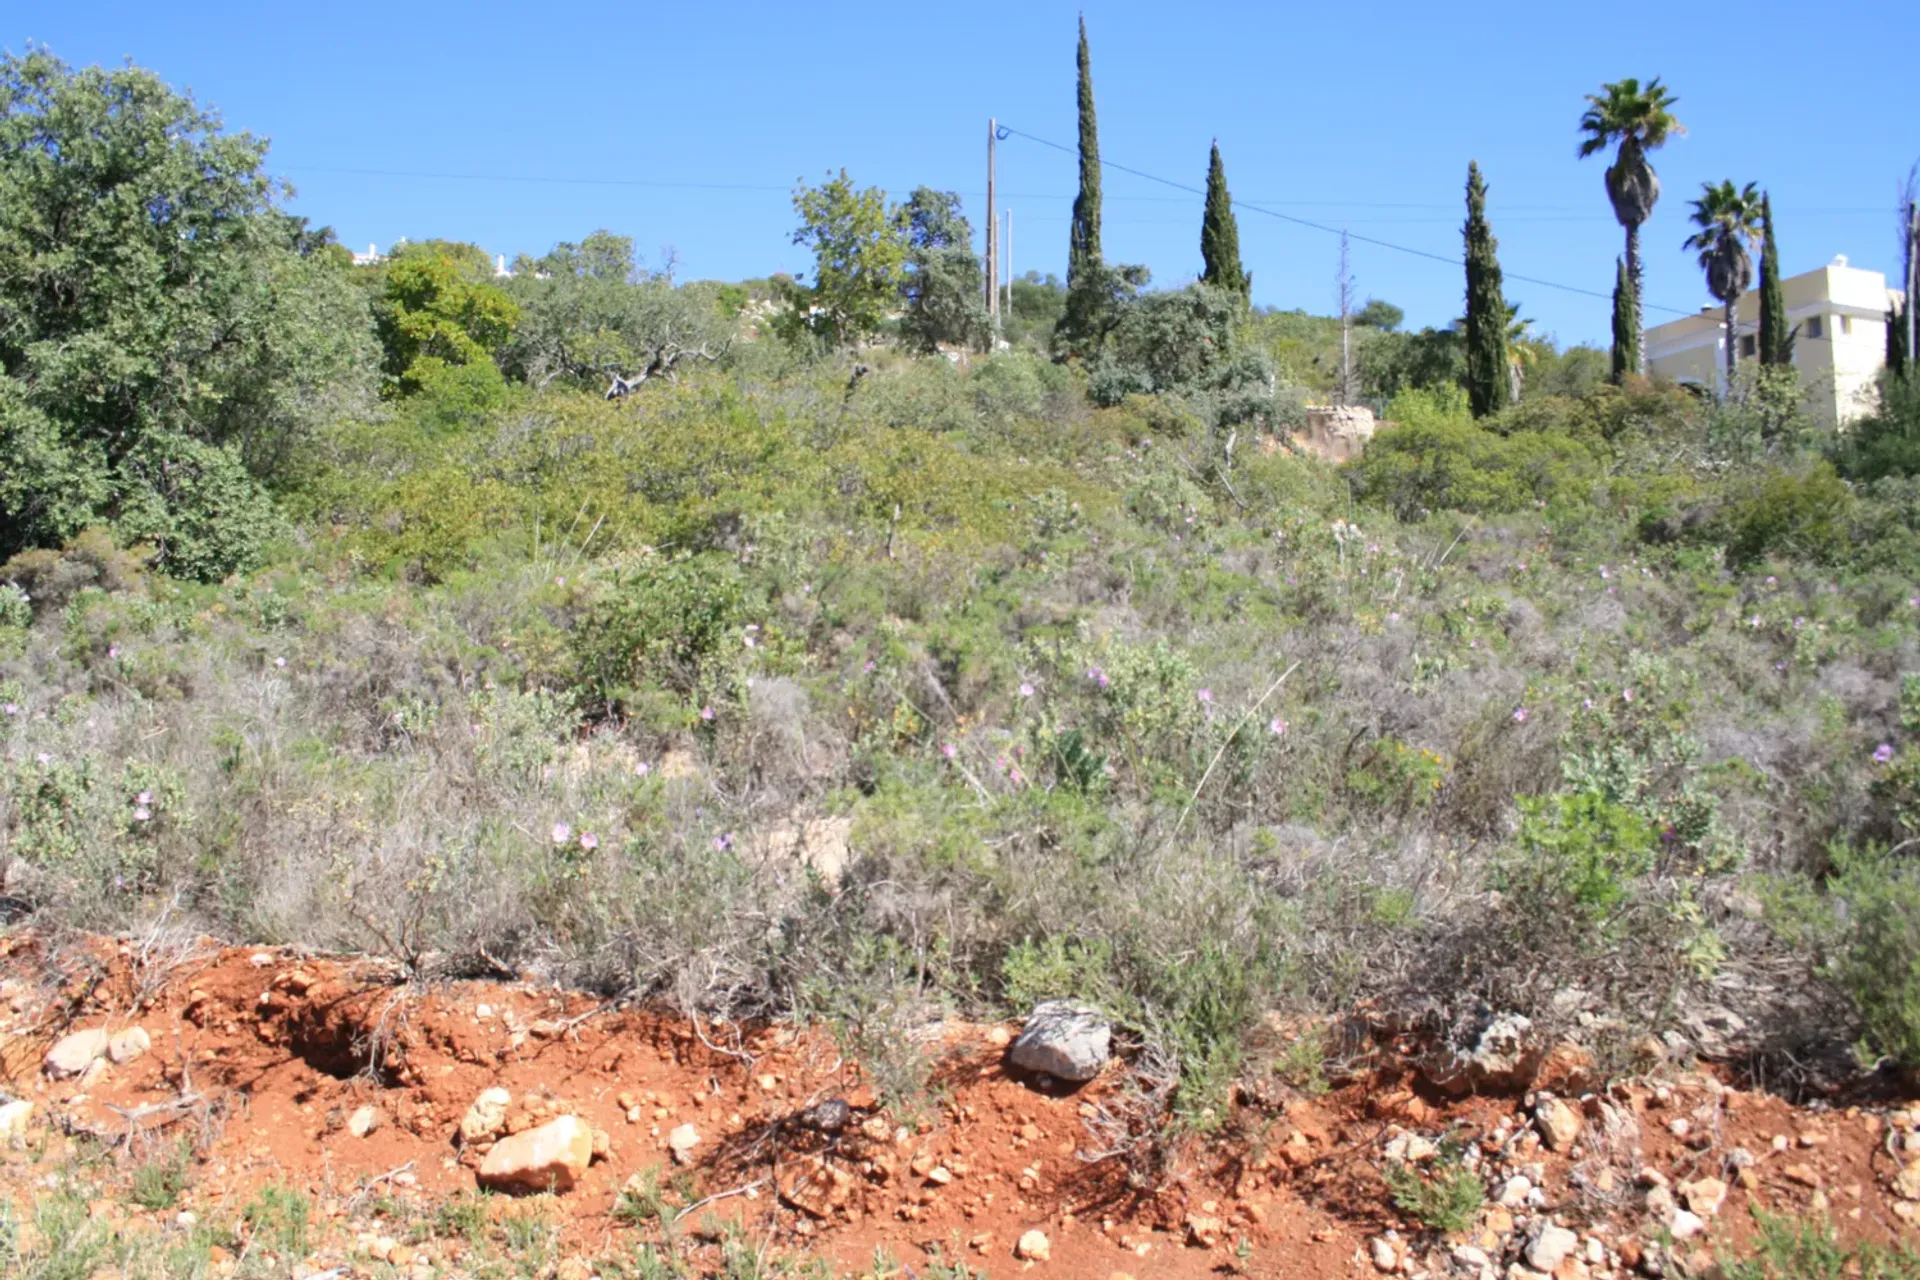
left=0, top=49, right=374, bottom=576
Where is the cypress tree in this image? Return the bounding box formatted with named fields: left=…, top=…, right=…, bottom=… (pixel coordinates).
left=1610, top=257, right=1639, bottom=382
left=1058, top=15, right=1105, bottom=356
left=1067, top=14, right=1100, bottom=288
left=1200, top=141, right=1250, bottom=303
left=1757, top=194, right=1790, bottom=366
left=1462, top=162, right=1511, bottom=418
left=1893, top=298, right=1910, bottom=381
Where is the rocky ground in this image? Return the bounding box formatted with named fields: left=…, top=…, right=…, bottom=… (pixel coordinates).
left=3, top=931, right=1918, bottom=1279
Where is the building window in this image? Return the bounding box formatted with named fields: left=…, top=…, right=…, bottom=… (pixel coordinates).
left=1840, top=314, right=1852, bottom=335
left=1807, top=315, right=1824, bottom=340
left=1740, top=335, right=1757, bottom=358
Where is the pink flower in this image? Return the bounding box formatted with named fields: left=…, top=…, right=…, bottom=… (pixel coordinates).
left=132, top=806, right=150, bottom=823
left=1018, top=683, right=1034, bottom=698
left=274, top=656, right=287, bottom=668
left=700, top=706, right=715, bottom=721
left=1513, top=708, right=1528, bottom=723
left=1269, top=717, right=1288, bottom=737
left=136, top=791, right=152, bottom=806
left=863, top=661, right=876, bottom=674
left=551, top=823, right=572, bottom=845
left=1582, top=698, right=1594, bottom=710
left=2, top=703, right=16, bottom=716
left=714, top=833, right=734, bottom=852
left=108, top=646, right=120, bottom=659
left=1197, top=688, right=1213, bottom=704
left=1599, top=567, right=1610, bottom=580
left=1621, top=688, right=1634, bottom=703
left=635, top=762, right=651, bottom=777
left=1749, top=616, right=1761, bottom=628
left=1875, top=743, right=1896, bottom=764
left=941, top=743, right=957, bottom=760
left=35, top=752, right=50, bottom=766
left=1793, top=617, right=1806, bottom=630
left=578, top=832, right=599, bottom=850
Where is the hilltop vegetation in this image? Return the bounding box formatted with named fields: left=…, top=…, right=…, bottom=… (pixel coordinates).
left=8, top=44, right=1920, bottom=1163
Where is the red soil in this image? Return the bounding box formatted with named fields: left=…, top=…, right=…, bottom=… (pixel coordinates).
left=2, top=932, right=1916, bottom=1277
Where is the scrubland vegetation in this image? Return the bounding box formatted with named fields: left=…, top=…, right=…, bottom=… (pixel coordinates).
left=9, top=42, right=1920, bottom=1163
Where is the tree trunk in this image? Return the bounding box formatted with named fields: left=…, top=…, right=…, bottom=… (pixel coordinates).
left=1724, top=297, right=1737, bottom=388
left=1625, top=222, right=1645, bottom=374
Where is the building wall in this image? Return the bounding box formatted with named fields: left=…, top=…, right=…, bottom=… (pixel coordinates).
left=1645, top=257, right=1901, bottom=427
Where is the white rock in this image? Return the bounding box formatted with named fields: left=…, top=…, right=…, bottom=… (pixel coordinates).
left=348, top=1105, right=380, bottom=1138
left=0, top=1098, right=32, bottom=1142
left=1008, top=1001, right=1110, bottom=1082
left=1525, top=1223, right=1579, bottom=1273
left=1670, top=1210, right=1705, bottom=1239
left=44, top=1028, right=109, bottom=1078
left=107, top=1026, right=150, bottom=1065
left=1015, top=1228, right=1050, bottom=1261
left=1679, top=1175, right=1727, bottom=1218
left=459, top=1086, right=512, bottom=1143
left=1497, top=1175, right=1533, bottom=1208
left=1370, top=1236, right=1400, bottom=1272
left=1534, top=1097, right=1582, bottom=1153
left=477, top=1115, right=593, bottom=1193
left=668, top=1123, right=701, bottom=1164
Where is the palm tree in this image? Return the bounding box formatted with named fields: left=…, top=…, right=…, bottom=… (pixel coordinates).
left=1683, top=180, right=1765, bottom=387
left=1578, top=78, right=1683, bottom=373
left=1505, top=302, right=1538, bottom=403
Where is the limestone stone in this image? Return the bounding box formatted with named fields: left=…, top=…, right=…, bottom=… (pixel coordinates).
left=1008, top=1001, right=1111, bottom=1082
left=107, top=1027, right=150, bottom=1065
left=44, top=1028, right=110, bottom=1078
left=477, top=1115, right=593, bottom=1193
left=1015, top=1229, right=1050, bottom=1261
left=459, top=1087, right=512, bottom=1143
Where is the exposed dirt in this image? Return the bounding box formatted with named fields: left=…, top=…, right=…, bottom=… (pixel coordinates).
left=4, top=931, right=1919, bottom=1278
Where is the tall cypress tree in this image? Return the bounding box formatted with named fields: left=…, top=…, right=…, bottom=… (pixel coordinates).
left=1893, top=298, right=1911, bottom=381
left=1462, top=162, right=1511, bottom=418
left=1610, top=257, right=1639, bottom=382
left=1757, top=194, right=1790, bottom=366
left=1057, top=15, right=1105, bottom=356
left=1200, top=141, right=1250, bottom=303
left=1066, top=14, right=1100, bottom=289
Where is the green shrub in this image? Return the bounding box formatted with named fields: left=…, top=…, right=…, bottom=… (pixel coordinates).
left=1383, top=1151, right=1485, bottom=1232
left=572, top=551, right=747, bottom=720
left=114, top=433, right=283, bottom=581
left=1495, top=789, right=1654, bottom=925
left=1711, top=462, right=1855, bottom=569
left=1826, top=846, right=1920, bottom=1069
left=1722, top=1210, right=1920, bottom=1279
left=1350, top=416, right=1601, bottom=520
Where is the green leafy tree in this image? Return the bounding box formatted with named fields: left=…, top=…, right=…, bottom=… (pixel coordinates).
left=503, top=231, right=731, bottom=392
left=897, top=188, right=988, bottom=354
left=373, top=245, right=520, bottom=396
left=1057, top=16, right=1106, bottom=358
left=1199, top=142, right=1250, bottom=303
left=779, top=170, right=906, bottom=349
left=1083, top=284, right=1271, bottom=413
left=1683, top=180, right=1764, bottom=386
left=0, top=49, right=375, bottom=575
left=1578, top=77, right=1684, bottom=373
left=1462, top=162, right=1512, bottom=418
left=1355, top=299, right=1404, bottom=331
left=1757, top=194, right=1792, bottom=366
left=1610, top=257, right=1638, bottom=383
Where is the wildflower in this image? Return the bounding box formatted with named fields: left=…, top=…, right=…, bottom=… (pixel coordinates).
left=635, top=762, right=651, bottom=777
left=1621, top=688, right=1634, bottom=703
left=700, top=706, right=715, bottom=721
left=108, top=646, right=120, bottom=659
left=133, top=807, right=150, bottom=823
left=1388, top=612, right=1400, bottom=623
left=1749, top=616, right=1761, bottom=628
left=941, top=743, right=957, bottom=760
left=578, top=832, right=599, bottom=851
left=863, top=660, right=876, bottom=674
left=551, top=822, right=571, bottom=845
left=744, top=624, right=760, bottom=649
left=1876, top=743, right=1896, bottom=764
left=1600, top=567, right=1610, bottom=580
left=35, top=752, right=50, bottom=766
left=714, top=833, right=734, bottom=852
left=274, top=656, right=287, bottom=669
left=1793, top=617, right=1806, bottom=630
left=1582, top=698, right=1594, bottom=710
left=1018, top=683, right=1034, bottom=698
left=2, top=703, right=16, bottom=716
left=136, top=791, right=152, bottom=806
left=1513, top=708, right=1528, bottom=723
left=1766, top=575, right=1777, bottom=587
left=1268, top=717, right=1288, bottom=736
left=1197, top=688, right=1213, bottom=704
left=1517, top=562, right=1527, bottom=572
left=1909, top=597, right=1918, bottom=608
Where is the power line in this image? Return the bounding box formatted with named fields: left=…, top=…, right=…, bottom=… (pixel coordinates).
left=995, top=124, right=1696, bottom=316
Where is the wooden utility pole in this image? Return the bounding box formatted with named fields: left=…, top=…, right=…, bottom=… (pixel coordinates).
left=1908, top=199, right=1918, bottom=371
left=1336, top=229, right=1357, bottom=406
left=986, top=119, right=999, bottom=325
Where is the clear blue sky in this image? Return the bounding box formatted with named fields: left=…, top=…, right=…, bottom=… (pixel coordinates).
left=17, top=1, right=1918, bottom=347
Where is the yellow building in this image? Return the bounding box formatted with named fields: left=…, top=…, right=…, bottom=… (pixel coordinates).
left=1644, top=255, right=1905, bottom=426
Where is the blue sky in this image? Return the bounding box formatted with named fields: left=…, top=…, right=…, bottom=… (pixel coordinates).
left=17, top=1, right=1918, bottom=347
